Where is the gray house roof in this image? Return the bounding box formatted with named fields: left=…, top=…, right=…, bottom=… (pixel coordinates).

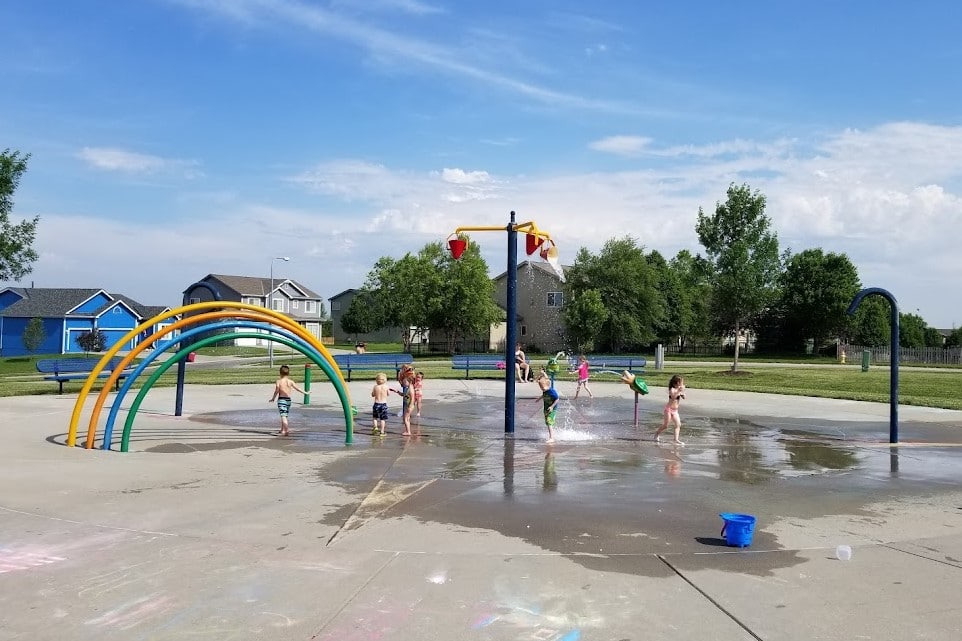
left=0, top=287, right=167, bottom=320
left=492, top=260, right=569, bottom=282
left=198, top=274, right=322, bottom=300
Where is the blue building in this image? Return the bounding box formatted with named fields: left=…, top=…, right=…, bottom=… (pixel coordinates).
left=0, top=287, right=174, bottom=357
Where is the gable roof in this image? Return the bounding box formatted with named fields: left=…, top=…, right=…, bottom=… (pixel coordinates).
left=200, top=274, right=322, bottom=300
left=0, top=287, right=168, bottom=319
left=329, top=288, right=359, bottom=301
left=492, top=260, right=569, bottom=283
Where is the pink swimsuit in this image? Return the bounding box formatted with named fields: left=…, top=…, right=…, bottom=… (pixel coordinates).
left=577, top=361, right=590, bottom=383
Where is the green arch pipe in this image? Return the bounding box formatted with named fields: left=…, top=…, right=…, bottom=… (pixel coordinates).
left=120, top=332, right=354, bottom=452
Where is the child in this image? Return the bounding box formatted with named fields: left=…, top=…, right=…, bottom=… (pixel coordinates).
left=654, top=374, right=686, bottom=446
left=515, top=343, right=531, bottom=382
left=533, top=373, right=559, bottom=443
left=412, top=371, right=424, bottom=417
left=371, top=372, right=391, bottom=435
left=392, top=365, right=416, bottom=436
left=268, top=365, right=305, bottom=437
left=572, top=355, right=593, bottom=399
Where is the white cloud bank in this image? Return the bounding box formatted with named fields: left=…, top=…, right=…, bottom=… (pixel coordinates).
left=11, top=122, right=962, bottom=328
left=77, top=147, right=201, bottom=177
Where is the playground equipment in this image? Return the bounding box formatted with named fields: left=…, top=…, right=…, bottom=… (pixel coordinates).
left=447, top=212, right=559, bottom=435
left=66, top=302, right=354, bottom=451
left=846, top=287, right=900, bottom=443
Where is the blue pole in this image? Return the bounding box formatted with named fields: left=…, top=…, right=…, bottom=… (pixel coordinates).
left=847, top=287, right=900, bottom=443
left=505, top=211, right=518, bottom=435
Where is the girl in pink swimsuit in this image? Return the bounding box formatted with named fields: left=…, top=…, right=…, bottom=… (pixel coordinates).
left=654, top=374, right=686, bottom=445
left=573, top=355, right=593, bottom=399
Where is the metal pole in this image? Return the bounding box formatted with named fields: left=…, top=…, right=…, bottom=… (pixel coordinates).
left=303, top=363, right=312, bottom=405
left=505, top=211, right=518, bottom=435
left=268, top=261, right=275, bottom=368
left=847, top=287, right=900, bottom=443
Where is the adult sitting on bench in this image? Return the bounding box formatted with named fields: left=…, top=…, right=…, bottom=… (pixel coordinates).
left=515, top=343, right=532, bottom=382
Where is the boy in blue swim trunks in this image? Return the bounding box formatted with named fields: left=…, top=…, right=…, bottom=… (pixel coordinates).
left=371, top=372, right=391, bottom=435
left=533, top=373, right=559, bottom=443
left=269, top=365, right=306, bottom=436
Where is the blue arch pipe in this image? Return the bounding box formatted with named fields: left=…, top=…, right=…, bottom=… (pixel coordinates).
left=847, top=287, right=901, bottom=443
left=102, top=320, right=329, bottom=449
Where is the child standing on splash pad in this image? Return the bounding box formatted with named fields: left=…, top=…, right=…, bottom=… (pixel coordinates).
left=412, top=371, right=424, bottom=417
left=572, top=355, right=593, bottom=399
left=654, top=374, right=686, bottom=446
left=371, top=372, right=390, bottom=435
left=268, top=365, right=306, bottom=437
left=534, top=373, right=559, bottom=443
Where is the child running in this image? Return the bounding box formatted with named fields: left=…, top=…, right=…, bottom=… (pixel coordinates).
left=268, top=365, right=305, bottom=437
left=371, top=372, right=391, bottom=435
left=654, top=374, right=686, bottom=446
left=533, top=373, right=559, bottom=443
left=392, top=364, right=416, bottom=436
left=572, top=355, right=593, bottom=399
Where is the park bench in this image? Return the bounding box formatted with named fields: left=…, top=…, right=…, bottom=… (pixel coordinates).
left=331, top=353, right=414, bottom=382
left=450, top=354, right=510, bottom=379
left=36, top=357, right=132, bottom=394
left=584, top=355, right=647, bottom=374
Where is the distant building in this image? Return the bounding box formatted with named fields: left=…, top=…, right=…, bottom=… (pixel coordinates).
left=328, top=288, right=408, bottom=345
left=0, top=287, right=173, bottom=356
left=184, top=274, right=326, bottom=345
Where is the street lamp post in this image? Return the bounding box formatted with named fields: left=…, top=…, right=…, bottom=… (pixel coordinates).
left=268, top=256, right=290, bottom=367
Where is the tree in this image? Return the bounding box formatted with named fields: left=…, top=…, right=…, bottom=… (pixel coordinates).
left=76, top=329, right=106, bottom=354
left=339, top=291, right=380, bottom=341
left=946, top=327, right=962, bottom=348
left=696, top=183, right=782, bottom=370
left=845, top=296, right=889, bottom=346
left=669, top=250, right=714, bottom=351
left=563, top=237, right=663, bottom=352
left=425, top=238, right=503, bottom=353
left=899, top=313, right=927, bottom=348
left=562, top=288, right=608, bottom=352
left=777, top=249, right=861, bottom=353
left=22, top=317, right=46, bottom=354
left=1, top=149, right=40, bottom=282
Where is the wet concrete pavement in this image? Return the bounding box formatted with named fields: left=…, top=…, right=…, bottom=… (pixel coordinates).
left=1, top=379, right=962, bottom=640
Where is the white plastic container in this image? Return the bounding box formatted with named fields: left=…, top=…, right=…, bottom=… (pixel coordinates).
left=835, top=544, right=853, bottom=561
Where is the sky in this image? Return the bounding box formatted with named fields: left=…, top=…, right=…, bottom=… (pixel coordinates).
left=1, top=0, right=960, bottom=328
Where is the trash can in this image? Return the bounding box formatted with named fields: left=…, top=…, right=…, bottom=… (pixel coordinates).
left=861, top=349, right=870, bottom=372
left=187, top=352, right=196, bottom=363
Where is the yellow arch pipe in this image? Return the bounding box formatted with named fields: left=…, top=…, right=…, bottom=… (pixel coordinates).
left=82, top=309, right=333, bottom=449
left=67, top=301, right=345, bottom=448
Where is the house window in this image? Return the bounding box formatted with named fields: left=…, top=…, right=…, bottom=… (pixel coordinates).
left=272, top=298, right=283, bottom=311
left=244, top=297, right=259, bottom=306
left=292, top=300, right=299, bottom=310
left=521, top=325, right=527, bottom=336
left=547, top=292, right=564, bottom=308
left=113, top=308, right=122, bottom=314
left=189, top=297, right=200, bottom=305
left=331, top=301, right=341, bottom=311
left=305, top=301, right=317, bottom=314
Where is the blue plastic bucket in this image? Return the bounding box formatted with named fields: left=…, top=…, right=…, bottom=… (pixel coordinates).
left=720, top=513, right=756, bottom=547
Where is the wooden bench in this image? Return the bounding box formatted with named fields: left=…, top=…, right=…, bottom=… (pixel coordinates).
left=36, top=357, right=131, bottom=394
left=331, top=353, right=414, bottom=382
left=451, top=354, right=511, bottom=379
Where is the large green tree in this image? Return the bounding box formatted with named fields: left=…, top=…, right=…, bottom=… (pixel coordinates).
left=669, top=250, right=714, bottom=351
left=777, top=249, right=861, bottom=352
left=562, top=288, right=608, bottom=352
left=563, top=236, right=663, bottom=352
left=899, top=313, right=927, bottom=348
left=339, top=290, right=380, bottom=341
left=1, top=149, right=40, bottom=281
left=946, top=327, right=962, bottom=348
left=846, top=296, right=890, bottom=346
left=696, top=183, right=782, bottom=370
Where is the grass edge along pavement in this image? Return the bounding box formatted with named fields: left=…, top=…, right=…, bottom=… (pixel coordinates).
left=2, top=354, right=962, bottom=411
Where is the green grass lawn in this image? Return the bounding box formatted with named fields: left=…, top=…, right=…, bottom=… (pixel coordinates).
left=3, top=353, right=961, bottom=410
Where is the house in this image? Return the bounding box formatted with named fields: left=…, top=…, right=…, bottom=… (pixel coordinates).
left=184, top=274, right=326, bottom=345
left=328, top=288, right=407, bottom=345
left=0, top=287, right=174, bottom=357
left=429, top=260, right=567, bottom=354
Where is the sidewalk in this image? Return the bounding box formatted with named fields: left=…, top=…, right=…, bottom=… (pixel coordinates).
left=0, top=379, right=960, bottom=640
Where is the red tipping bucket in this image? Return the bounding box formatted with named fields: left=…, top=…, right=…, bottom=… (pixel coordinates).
left=448, top=237, right=468, bottom=259
left=525, top=233, right=544, bottom=255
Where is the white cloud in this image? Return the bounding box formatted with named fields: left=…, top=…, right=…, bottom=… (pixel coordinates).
left=589, top=135, right=652, bottom=156
left=18, top=121, right=962, bottom=328
left=77, top=147, right=201, bottom=177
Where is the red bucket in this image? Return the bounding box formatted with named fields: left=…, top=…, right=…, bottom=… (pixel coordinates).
left=448, top=237, right=468, bottom=259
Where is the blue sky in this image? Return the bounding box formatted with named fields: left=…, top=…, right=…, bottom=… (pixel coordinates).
left=2, top=0, right=961, bottom=327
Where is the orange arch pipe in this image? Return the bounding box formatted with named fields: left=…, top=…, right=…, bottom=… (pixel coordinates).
left=82, top=309, right=332, bottom=449
left=67, top=301, right=345, bottom=448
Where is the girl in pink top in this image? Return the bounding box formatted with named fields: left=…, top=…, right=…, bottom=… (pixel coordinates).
left=573, top=355, right=593, bottom=399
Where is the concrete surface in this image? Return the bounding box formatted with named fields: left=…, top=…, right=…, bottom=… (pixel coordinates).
left=1, top=377, right=961, bottom=640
